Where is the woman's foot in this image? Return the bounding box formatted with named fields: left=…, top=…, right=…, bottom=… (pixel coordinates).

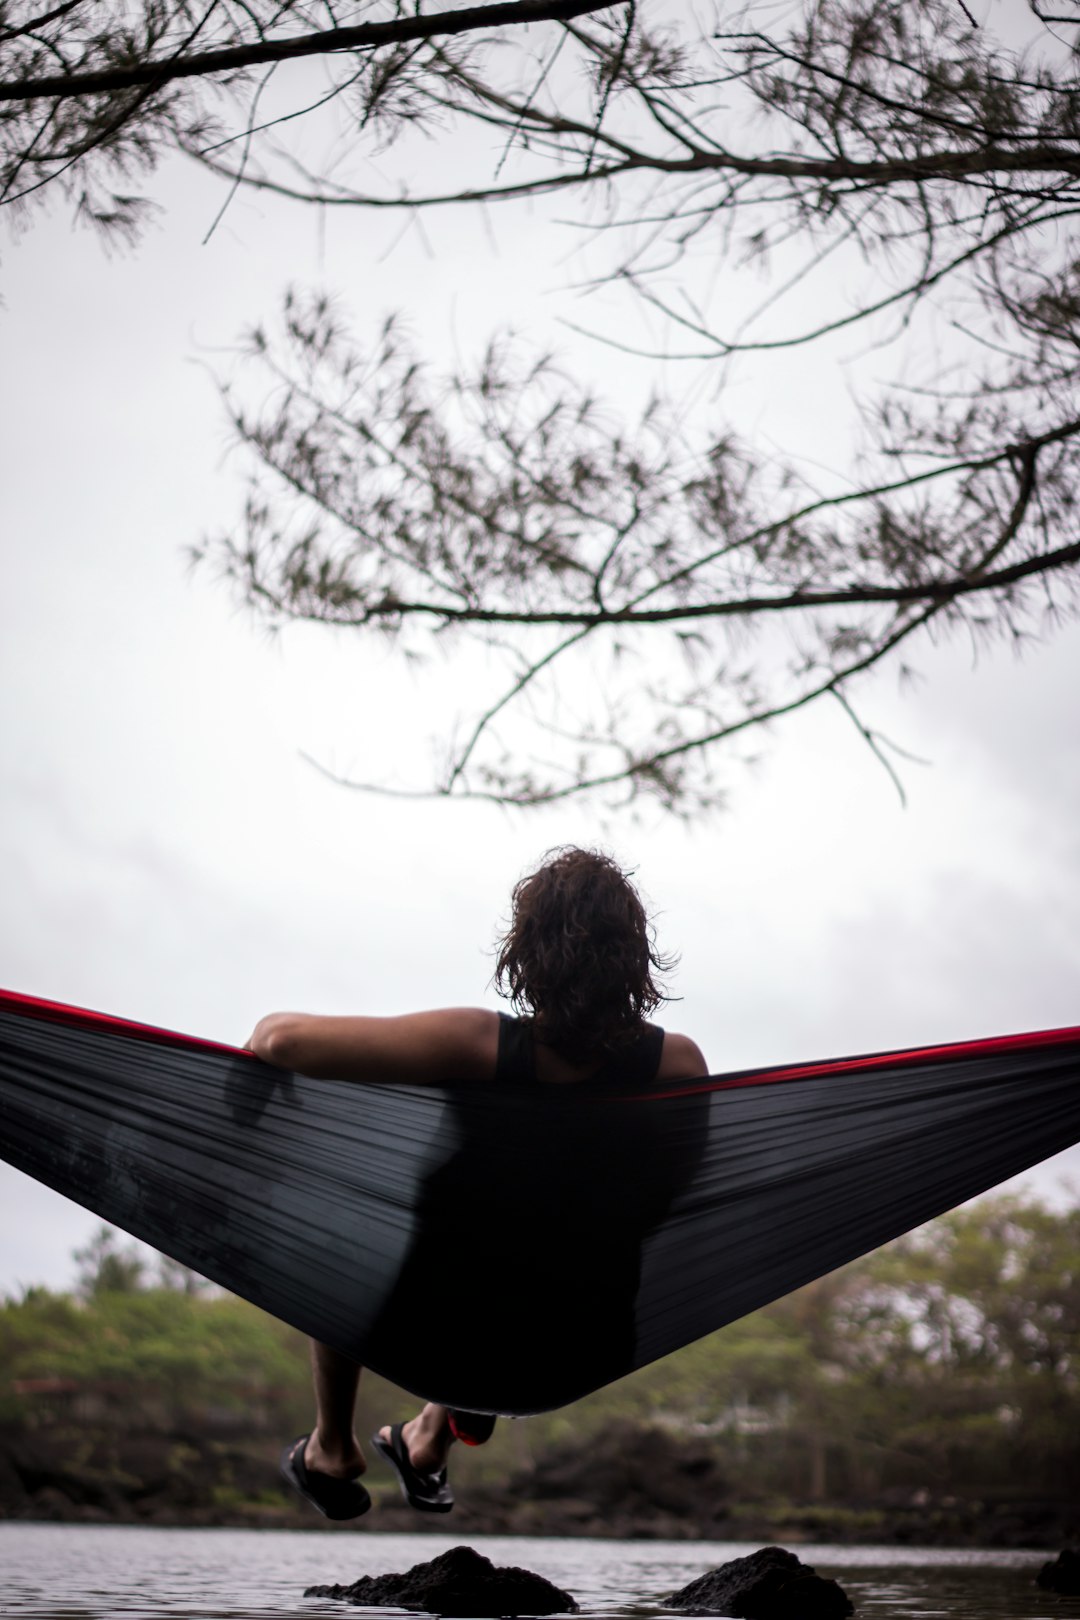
left=280, top=1434, right=371, bottom=1519
left=304, top=1429, right=367, bottom=1479
left=379, top=1403, right=450, bottom=1473
left=372, top=1411, right=454, bottom=1512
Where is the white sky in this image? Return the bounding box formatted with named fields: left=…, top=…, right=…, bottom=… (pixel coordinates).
left=1, top=8, right=1079, bottom=1294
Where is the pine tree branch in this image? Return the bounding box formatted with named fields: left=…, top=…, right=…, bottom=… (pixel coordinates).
left=0, top=0, right=616, bottom=102
left=293, top=533, right=1080, bottom=629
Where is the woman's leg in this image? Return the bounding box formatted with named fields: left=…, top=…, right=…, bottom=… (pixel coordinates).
left=305, top=1339, right=367, bottom=1477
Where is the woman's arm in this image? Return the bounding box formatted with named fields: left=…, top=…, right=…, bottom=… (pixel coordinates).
left=246, top=1007, right=501, bottom=1084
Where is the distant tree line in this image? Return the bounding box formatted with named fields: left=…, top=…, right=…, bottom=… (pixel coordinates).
left=2, top=1195, right=1076, bottom=1502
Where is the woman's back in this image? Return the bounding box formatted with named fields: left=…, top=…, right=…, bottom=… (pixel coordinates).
left=363, top=1014, right=708, bottom=1413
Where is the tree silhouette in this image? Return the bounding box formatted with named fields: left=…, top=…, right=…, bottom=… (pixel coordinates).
left=8, top=0, right=1080, bottom=811
left=0, top=0, right=615, bottom=238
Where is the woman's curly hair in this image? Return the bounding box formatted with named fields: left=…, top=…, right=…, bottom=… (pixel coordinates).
left=494, top=847, right=674, bottom=1058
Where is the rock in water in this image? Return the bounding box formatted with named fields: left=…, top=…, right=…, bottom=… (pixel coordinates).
left=305, top=1544, right=578, bottom=1615
left=1037, top=1549, right=1080, bottom=1595
left=668, top=1546, right=853, bottom=1619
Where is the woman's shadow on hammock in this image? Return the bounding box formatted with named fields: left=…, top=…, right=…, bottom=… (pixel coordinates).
left=225, top=1060, right=298, bottom=1130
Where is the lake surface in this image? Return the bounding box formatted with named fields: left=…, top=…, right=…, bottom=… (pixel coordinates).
left=0, top=1525, right=1074, bottom=1620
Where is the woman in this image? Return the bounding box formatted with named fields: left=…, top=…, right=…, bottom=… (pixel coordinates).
left=249, top=847, right=707, bottom=1520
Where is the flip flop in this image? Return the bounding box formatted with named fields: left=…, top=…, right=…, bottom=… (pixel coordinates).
left=279, top=1434, right=372, bottom=1520
left=372, top=1421, right=454, bottom=1513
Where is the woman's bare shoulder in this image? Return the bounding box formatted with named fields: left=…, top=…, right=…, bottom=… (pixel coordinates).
left=658, top=1030, right=709, bottom=1082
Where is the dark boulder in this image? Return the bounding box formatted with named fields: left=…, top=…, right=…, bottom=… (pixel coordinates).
left=1037, top=1549, right=1080, bottom=1595
left=668, top=1546, right=853, bottom=1619
left=305, top=1544, right=578, bottom=1615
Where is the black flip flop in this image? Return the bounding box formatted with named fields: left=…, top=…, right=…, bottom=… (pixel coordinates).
left=372, top=1421, right=454, bottom=1513
left=279, top=1434, right=372, bottom=1520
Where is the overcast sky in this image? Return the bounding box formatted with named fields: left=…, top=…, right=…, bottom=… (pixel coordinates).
left=2, top=9, right=1079, bottom=1295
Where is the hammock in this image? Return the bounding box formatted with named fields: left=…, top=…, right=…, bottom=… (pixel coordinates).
left=1, top=986, right=1078, bottom=1415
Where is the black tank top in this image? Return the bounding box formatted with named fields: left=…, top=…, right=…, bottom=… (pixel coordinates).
left=495, top=1014, right=665, bottom=1090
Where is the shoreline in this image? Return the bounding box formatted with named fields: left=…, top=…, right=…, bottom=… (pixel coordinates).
left=3, top=1422, right=1076, bottom=1550
left=4, top=1492, right=1075, bottom=1549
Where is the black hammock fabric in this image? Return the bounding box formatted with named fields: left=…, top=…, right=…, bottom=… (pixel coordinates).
left=1, top=986, right=1079, bottom=1416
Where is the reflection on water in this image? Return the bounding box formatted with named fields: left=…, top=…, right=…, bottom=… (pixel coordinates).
left=0, top=1525, right=1076, bottom=1620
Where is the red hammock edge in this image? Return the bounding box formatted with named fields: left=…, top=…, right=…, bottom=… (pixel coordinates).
left=2, top=985, right=1078, bottom=1098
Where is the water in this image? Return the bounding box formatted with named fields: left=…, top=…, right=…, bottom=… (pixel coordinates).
left=0, top=1526, right=1074, bottom=1620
